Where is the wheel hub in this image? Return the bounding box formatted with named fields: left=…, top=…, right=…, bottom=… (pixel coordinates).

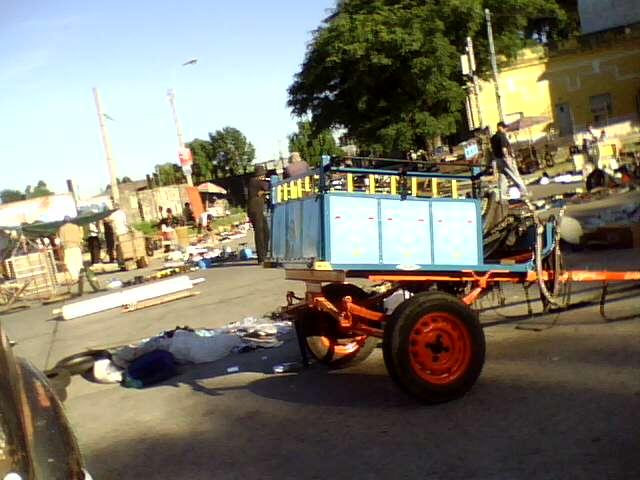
left=409, top=312, right=472, bottom=385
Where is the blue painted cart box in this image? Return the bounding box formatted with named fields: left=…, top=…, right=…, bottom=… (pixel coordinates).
left=270, top=192, right=483, bottom=271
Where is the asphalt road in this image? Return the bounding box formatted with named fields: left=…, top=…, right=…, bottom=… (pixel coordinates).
left=2, top=251, right=640, bottom=480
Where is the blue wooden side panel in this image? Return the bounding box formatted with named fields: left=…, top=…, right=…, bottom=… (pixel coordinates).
left=327, top=195, right=380, bottom=264
left=285, top=201, right=303, bottom=259
left=271, top=204, right=286, bottom=259
left=301, top=198, right=322, bottom=258
left=380, top=199, right=432, bottom=266
left=431, top=200, right=480, bottom=265
left=271, top=199, right=322, bottom=260
left=272, top=194, right=484, bottom=269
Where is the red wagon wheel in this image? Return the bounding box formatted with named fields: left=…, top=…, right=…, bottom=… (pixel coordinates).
left=302, top=283, right=378, bottom=369
left=383, top=292, right=485, bottom=403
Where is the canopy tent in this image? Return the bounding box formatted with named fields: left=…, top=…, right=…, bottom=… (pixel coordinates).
left=0, top=209, right=115, bottom=238
left=506, top=116, right=551, bottom=132
left=197, top=182, right=227, bottom=195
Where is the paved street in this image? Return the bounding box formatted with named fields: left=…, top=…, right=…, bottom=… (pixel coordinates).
left=2, top=252, right=640, bottom=479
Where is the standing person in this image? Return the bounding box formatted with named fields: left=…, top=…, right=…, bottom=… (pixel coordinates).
left=247, top=165, right=270, bottom=263
left=103, top=218, right=116, bottom=263
left=490, top=121, right=528, bottom=199
left=87, top=222, right=101, bottom=264
left=158, top=206, right=165, bottom=221
left=183, top=202, right=195, bottom=224
left=57, top=216, right=83, bottom=281
left=285, top=152, right=310, bottom=178
left=160, top=208, right=177, bottom=248
left=109, top=207, right=129, bottom=236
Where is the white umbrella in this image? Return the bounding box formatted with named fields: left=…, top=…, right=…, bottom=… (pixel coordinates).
left=197, top=183, right=227, bottom=194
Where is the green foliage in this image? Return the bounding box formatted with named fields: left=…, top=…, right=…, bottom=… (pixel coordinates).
left=118, top=176, right=133, bottom=184
left=288, top=0, right=574, bottom=156
left=132, top=221, right=157, bottom=235
left=155, top=163, right=186, bottom=186
left=2, top=181, right=52, bottom=203
left=209, top=127, right=256, bottom=176
left=209, top=212, right=247, bottom=230
left=288, top=121, right=342, bottom=167
left=0, top=189, right=25, bottom=204
left=185, top=127, right=256, bottom=181
left=187, top=138, right=215, bottom=183
left=25, top=180, right=52, bottom=199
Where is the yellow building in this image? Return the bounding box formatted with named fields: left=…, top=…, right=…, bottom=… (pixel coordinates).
left=470, top=32, right=640, bottom=144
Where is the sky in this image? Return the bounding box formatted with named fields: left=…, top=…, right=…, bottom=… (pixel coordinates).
left=0, top=0, right=334, bottom=198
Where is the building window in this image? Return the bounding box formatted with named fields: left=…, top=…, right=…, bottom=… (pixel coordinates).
left=589, top=93, right=613, bottom=126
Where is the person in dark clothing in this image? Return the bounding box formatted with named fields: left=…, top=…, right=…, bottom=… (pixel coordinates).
left=103, top=219, right=116, bottom=263
left=490, top=121, right=528, bottom=198
left=87, top=222, right=101, bottom=264
left=585, top=163, right=608, bottom=191
left=183, top=202, right=195, bottom=224
left=247, top=166, right=270, bottom=263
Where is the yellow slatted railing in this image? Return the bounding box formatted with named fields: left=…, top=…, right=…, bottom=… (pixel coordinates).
left=368, top=175, right=376, bottom=194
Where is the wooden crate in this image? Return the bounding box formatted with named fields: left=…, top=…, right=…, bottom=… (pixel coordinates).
left=117, top=232, right=147, bottom=263
left=3, top=250, right=58, bottom=297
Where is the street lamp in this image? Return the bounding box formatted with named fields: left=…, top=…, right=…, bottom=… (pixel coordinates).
left=168, top=58, right=198, bottom=186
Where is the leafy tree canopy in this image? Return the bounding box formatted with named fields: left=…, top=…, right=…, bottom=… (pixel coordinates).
left=208, top=127, right=256, bottom=176
left=288, top=121, right=343, bottom=167
left=288, top=0, right=574, bottom=156
left=155, top=163, right=185, bottom=186
left=0, top=189, right=25, bottom=204
left=187, top=138, right=215, bottom=184
left=25, top=180, right=52, bottom=199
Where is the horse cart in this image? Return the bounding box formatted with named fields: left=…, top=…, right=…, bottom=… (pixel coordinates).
left=267, top=156, right=640, bottom=403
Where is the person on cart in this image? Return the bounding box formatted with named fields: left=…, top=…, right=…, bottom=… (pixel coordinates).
left=490, top=121, right=529, bottom=199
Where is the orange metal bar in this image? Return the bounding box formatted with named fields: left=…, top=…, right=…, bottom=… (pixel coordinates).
left=462, top=287, right=485, bottom=305
left=371, top=270, right=640, bottom=285
left=345, top=300, right=386, bottom=323
left=368, top=272, right=525, bottom=283
left=525, top=270, right=640, bottom=283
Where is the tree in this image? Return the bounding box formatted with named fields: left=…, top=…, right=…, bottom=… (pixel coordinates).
left=155, top=163, right=185, bottom=186
left=288, top=0, right=574, bottom=156
left=208, top=127, right=255, bottom=176
left=187, top=138, right=215, bottom=183
left=0, top=189, right=26, bottom=204
left=288, top=121, right=343, bottom=167
left=24, top=181, right=52, bottom=199
left=31, top=180, right=52, bottom=198
left=119, top=176, right=133, bottom=184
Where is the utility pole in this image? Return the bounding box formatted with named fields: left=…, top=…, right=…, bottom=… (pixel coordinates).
left=465, top=36, right=483, bottom=129
left=485, top=8, right=505, bottom=124
left=167, top=88, right=194, bottom=186
left=92, top=87, right=120, bottom=206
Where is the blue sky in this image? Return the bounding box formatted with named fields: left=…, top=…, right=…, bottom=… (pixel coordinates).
left=0, top=0, right=334, bottom=198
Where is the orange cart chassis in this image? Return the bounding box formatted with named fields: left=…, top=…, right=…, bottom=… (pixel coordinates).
left=285, top=269, right=640, bottom=340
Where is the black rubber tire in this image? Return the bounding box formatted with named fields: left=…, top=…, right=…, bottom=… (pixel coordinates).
left=50, top=350, right=111, bottom=376
left=382, top=291, right=447, bottom=385
left=302, top=283, right=378, bottom=369
left=383, top=292, right=485, bottom=404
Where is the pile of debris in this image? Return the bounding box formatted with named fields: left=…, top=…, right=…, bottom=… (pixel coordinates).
left=47, top=316, right=294, bottom=389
